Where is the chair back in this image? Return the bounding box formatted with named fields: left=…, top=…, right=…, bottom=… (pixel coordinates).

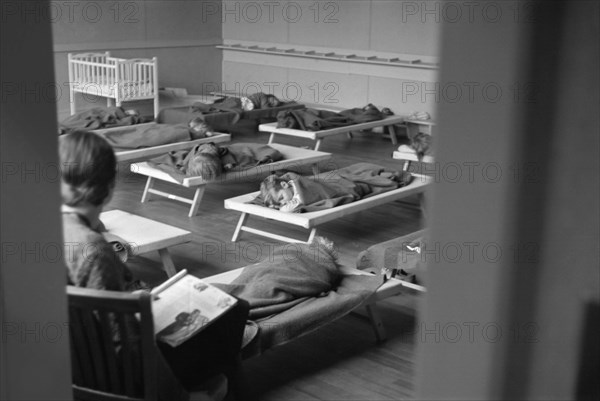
left=67, top=286, right=158, bottom=401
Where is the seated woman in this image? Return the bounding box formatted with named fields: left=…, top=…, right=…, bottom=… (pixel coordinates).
left=259, top=163, right=413, bottom=213
left=59, top=130, right=249, bottom=392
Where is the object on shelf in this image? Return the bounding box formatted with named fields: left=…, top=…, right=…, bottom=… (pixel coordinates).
left=217, top=43, right=439, bottom=69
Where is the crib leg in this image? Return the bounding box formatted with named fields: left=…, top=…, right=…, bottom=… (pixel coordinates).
left=232, top=213, right=248, bottom=242
left=141, top=177, right=154, bottom=203
left=365, top=303, right=387, bottom=343
left=268, top=133, right=276, bottom=144
left=314, top=139, right=323, bottom=151
left=307, top=228, right=317, bottom=244
left=154, top=95, right=160, bottom=119
left=188, top=186, right=206, bottom=217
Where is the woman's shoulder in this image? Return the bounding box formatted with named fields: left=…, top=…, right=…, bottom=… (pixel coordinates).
left=62, top=212, right=106, bottom=244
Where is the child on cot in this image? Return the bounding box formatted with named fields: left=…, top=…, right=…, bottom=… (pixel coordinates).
left=260, top=163, right=413, bottom=213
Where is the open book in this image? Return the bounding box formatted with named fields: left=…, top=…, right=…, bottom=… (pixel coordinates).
left=151, top=269, right=238, bottom=347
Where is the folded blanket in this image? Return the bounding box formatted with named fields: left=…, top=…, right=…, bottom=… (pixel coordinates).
left=276, top=104, right=386, bottom=131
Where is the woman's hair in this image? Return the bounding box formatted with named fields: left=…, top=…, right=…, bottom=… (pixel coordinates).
left=59, top=130, right=117, bottom=206
left=260, top=175, right=287, bottom=208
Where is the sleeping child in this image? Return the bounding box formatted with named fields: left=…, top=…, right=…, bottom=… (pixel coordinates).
left=188, top=117, right=215, bottom=139
left=260, top=163, right=413, bottom=213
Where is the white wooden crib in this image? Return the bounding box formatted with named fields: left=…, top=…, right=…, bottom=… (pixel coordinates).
left=68, top=52, right=159, bottom=118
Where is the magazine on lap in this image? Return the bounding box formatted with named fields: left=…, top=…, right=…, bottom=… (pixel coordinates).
left=151, top=269, right=238, bottom=347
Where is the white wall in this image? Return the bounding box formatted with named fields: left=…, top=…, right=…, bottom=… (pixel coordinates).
left=221, top=0, right=441, bottom=115
left=51, top=0, right=223, bottom=119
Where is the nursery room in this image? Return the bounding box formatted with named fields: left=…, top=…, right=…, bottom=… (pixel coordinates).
left=1, top=1, right=599, bottom=401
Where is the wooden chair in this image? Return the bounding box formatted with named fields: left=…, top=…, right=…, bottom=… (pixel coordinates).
left=67, top=286, right=229, bottom=401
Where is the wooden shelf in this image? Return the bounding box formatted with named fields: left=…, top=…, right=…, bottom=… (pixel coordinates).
left=217, top=43, right=439, bottom=70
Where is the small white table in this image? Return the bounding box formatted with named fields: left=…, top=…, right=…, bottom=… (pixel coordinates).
left=405, top=118, right=435, bottom=137
left=100, top=210, right=192, bottom=277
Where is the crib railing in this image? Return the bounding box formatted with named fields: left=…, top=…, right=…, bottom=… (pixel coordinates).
left=68, top=52, right=157, bottom=103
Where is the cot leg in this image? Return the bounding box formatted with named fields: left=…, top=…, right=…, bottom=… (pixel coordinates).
left=141, top=177, right=154, bottom=203
left=69, top=87, right=75, bottom=115
left=158, top=248, right=178, bottom=277
left=402, top=160, right=412, bottom=172
left=232, top=213, right=248, bottom=242
left=311, top=163, right=320, bottom=176
left=347, top=132, right=353, bottom=139
left=268, top=133, right=276, bottom=144
left=406, top=123, right=419, bottom=141
left=387, top=125, right=398, bottom=146
left=314, top=139, right=323, bottom=151
left=365, top=303, right=387, bottom=343
left=306, top=228, right=317, bottom=244
left=188, top=186, right=206, bottom=217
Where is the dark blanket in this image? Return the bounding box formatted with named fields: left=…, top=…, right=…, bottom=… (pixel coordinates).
left=157, top=99, right=303, bottom=131
left=220, top=143, right=284, bottom=172
left=214, top=240, right=342, bottom=319
left=276, top=104, right=386, bottom=131
left=251, top=272, right=381, bottom=354
left=59, top=107, right=147, bottom=134
left=97, top=123, right=194, bottom=150
left=212, top=239, right=382, bottom=354
left=157, top=106, right=241, bottom=132
left=148, top=142, right=283, bottom=182
left=207, top=93, right=302, bottom=119
left=253, top=162, right=413, bottom=212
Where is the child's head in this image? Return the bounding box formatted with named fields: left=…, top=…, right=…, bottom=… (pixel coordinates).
left=265, top=94, right=282, bottom=108
left=260, top=175, right=294, bottom=209
left=276, top=110, right=299, bottom=129
left=59, top=130, right=117, bottom=207
left=186, top=143, right=222, bottom=179
left=188, top=117, right=213, bottom=139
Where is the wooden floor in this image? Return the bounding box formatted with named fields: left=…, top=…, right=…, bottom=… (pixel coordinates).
left=107, top=118, right=426, bottom=400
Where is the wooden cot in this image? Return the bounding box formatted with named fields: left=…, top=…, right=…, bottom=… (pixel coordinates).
left=224, top=173, right=432, bottom=244
left=93, top=122, right=231, bottom=162
left=130, top=144, right=332, bottom=217
left=202, top=262, right=424, bottom=350
left=259, top=114, right=406, bottom=150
